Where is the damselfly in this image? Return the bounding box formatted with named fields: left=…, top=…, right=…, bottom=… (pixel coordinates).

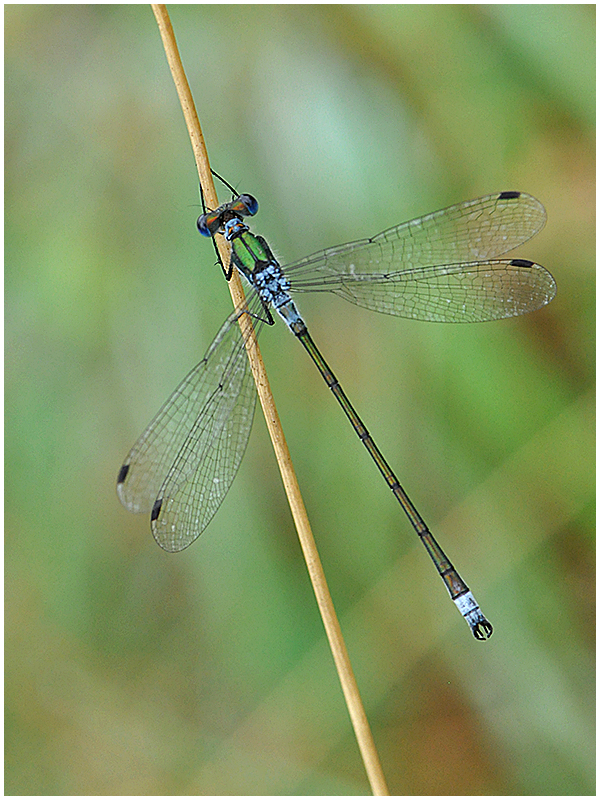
left=117, top=188, right=556, bottom=639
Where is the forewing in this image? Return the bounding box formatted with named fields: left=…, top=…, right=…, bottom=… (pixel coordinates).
left=285, top=192, right=546, bottom=279
left=117, top=310, right=258, bottom=551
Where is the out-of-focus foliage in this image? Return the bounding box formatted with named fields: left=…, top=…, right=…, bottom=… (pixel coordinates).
left=6, top=5, right=594, bottom=795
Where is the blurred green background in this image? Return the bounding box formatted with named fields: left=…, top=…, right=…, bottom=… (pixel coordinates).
left=6, top=5, right=594, bottom=795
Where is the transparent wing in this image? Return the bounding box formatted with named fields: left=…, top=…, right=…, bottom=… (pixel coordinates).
left=293, top=258, right=556, bottom=323
left=286, top=192, right=546, bottom=274
left=117, top=301, right=263, bottom=552
left=284, top=192, right=555, bottom=322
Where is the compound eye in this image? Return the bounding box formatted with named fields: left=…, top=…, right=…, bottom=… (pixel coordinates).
left=237, top=194, right=258, bottom=217
left=197, top=212, right=220, bottom=236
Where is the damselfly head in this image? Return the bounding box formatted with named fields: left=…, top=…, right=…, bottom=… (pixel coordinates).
left=197, top=194, right=258, bottom=238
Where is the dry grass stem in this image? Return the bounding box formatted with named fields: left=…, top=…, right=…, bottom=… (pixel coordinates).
left=150, top=5, right=390, bottom=794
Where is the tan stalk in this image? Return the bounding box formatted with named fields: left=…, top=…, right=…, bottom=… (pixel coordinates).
left=150, top=6, right=390, bottom=795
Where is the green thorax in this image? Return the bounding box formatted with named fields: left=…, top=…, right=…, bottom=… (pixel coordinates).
left=230, top=229, right=273, bottom=280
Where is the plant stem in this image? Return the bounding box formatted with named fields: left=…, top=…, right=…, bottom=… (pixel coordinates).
left=150, top=5, right=390, bottom=795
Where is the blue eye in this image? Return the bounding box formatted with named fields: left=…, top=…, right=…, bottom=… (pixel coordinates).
left=197, top=211, right=222, bottom=237
left=238, top=194, right=258, bottom=217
